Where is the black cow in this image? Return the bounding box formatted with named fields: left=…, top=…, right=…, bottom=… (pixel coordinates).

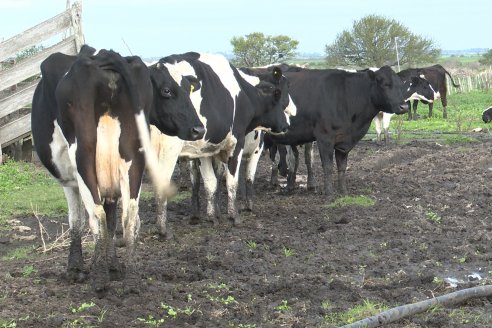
left=398, top=64, right=460, bottom=120
left=264, top=66, right=408, bottom=197
left=483, top=107, right=492, bottom=123
left=149, top=52, right=294, bottom=237
left=31, top=46, right=204, bottom=293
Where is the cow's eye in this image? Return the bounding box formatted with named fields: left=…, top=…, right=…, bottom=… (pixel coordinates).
left=161, top=87, right=172, bottom=98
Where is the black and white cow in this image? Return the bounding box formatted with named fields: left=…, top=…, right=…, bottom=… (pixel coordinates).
left=374, top=74, right=437, bottom=143
left=398, top=64, right=460, bottom=120
left=263, top=66, right=408, bottom=197
left=150, top=52, right=295, bottom=237
left=483, top=106, right=492, bottom=123
left=31, top=46, right=204, bottom=293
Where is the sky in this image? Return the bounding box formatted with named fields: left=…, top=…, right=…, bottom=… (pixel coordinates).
left=0, top=0, right=490, bottom=59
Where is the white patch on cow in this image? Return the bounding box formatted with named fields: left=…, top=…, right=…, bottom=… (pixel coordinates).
left=96, top=113, right=124, bottom=198
left=198, top=53, right=240, bottom=126
left=405, top=92, right=433, bottom=103
left=434, top=91, right=441, bottom=100
left=238, top=70, right=260, bottom=86
left=286, top=94, right=297, bottom=117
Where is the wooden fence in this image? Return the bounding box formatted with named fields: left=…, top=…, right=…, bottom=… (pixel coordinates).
left=447, top=69, right=492, bottom=94
left=0, top=1, right=84, bottom=163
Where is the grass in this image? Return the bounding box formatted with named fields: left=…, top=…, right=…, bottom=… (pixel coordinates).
left=369, top=90, right=492, bottom=139
left=0, top=160, right=67, bottom=228
left=322, top=299, right=389, bottom=326
left=324, top=195, right=375, bottom=208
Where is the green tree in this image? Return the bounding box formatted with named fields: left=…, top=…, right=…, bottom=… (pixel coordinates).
left=325, top=15, right=440, bottom=68
left=231, top=32, right=299, bottom=67
left=479, top=49, right=492, bottom=65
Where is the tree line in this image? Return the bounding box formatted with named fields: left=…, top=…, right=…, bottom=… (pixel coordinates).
left=231, top=15, right=490, bottom=68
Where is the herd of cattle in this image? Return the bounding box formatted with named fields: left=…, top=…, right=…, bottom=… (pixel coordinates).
left=30, top=45, right=490, bottom=294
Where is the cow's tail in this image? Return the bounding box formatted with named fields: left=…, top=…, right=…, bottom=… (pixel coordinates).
left=443, top=68, right=460, bottom=88
left=96, top=50, right=175, bottom=199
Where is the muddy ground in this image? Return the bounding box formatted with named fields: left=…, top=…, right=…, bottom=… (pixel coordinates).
left=1, top=137, right=492, bottom=327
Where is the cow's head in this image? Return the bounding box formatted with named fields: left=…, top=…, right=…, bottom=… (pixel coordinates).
left=403, top=76, right=436, bottom=104
left=370, top=66, right=408, bottom=114
left=242, top=67, right=294, bottom=135
left=482, top=107, right=492, bottom=123
left=149, top=62, right=205, bottom=141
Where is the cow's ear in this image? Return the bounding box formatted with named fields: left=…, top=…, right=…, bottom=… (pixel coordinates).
left=272, top=67, right=282, bottom=82
left=184, top=75, right=201, bottom=92
left=367, top=69, right=376, bottom=80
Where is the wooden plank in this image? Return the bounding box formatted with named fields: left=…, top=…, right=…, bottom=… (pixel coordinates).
left=0, top=7, right=72, bottom=61
left=0, top=38, right=77, bottom=91
left=0, top=114, right=31, bottom=147
left=0, top=83, right=37, bottom=119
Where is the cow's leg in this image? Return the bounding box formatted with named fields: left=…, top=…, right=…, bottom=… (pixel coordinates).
left=382, top=113, right=393, bottom=145
left=244, top=143, right=263, bottom=212
left=103, top=199, right=125, bottom=281
left=286, top=145, right=299, bottom=191
left=190, top=159, right=201, bottom=223
left=305, top=142, right=315, bottom=191
left=316, top=138, right=335, bottom=197
left=428, top=102, right=434, bottom=118
left=412, top=100, right=419, bottom=120
left=151, top=131, right=183, bottom=239
left=335, top=149, right=349, bottom=195
left=64, top=186, right=87, bottom=282
left=269, top=145, right=279, bottom=187
left=197, top=157, right=220, bottom=225
left=225, top=147, right=243, bottom=225
left=441, top=93, right=448, bottom=119
left=374, top=115, right=383, bottom=142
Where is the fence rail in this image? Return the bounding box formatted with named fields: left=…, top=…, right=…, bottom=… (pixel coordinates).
left=0, top=1, right=83, bottom=162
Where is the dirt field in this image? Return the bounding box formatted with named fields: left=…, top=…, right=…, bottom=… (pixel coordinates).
left=1, top=138, right=492, bottom=327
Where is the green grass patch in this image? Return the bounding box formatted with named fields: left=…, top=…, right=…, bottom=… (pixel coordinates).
left=0, top=160, right=67, bottom=228
left=322, top=299, right=389, bottom=326
left=1, top=245, right=35, bottom=261
left=369, top=90, right=492, bottom=139
left=140, top=190, right=191, bottom=204
left=324, top=195, right=375, bottom=208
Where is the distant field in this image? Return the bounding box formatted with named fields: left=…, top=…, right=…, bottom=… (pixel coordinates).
left=290, top=53, right=484, bottom=69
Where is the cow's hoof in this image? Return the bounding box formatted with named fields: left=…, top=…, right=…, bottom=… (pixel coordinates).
left=158, top=229, right=174, bottom=241
left=109, top=262, right=126, bottom=281
left=189, top=216, right=201, bottom=225
left=66, top=268, right=87, bottom=283
left=114, top=237, right=126, bottom=248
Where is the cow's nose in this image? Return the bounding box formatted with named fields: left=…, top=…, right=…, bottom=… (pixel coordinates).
left=191, top=126, right=206, bottom=140
left=399, top=103, right=409, bottom=113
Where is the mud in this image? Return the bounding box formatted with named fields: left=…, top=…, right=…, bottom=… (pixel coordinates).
left=1, top=139, right=492, bottom=327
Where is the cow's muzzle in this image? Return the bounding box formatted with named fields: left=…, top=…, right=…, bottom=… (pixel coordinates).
left=190, top=126, right=206, bottom=140
left=398, top=103, right=409, bottom=113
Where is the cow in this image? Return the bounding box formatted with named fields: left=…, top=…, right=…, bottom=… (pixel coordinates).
left=262, top=66, right=408, bottom=197
left=483, top=106, right=492, bottom=123
left=262, top=70, right=438, bottom=194
left=149, top=52, right=295, bottom=238
left=374, top=74, right=437, bottom=143
left=398, top=64, right=460, bottom=120
left=31, top=45, right=204, bottom=293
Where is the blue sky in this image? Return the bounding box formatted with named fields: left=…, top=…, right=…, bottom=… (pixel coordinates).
left=0, top=0, right=489, bottom=59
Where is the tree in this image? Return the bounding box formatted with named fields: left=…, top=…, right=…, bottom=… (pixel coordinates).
left=325, top=15, right=440, bottom=68
left=479, top=49, right=492, bottom=65
left=231, top=32, right=299, bottom=67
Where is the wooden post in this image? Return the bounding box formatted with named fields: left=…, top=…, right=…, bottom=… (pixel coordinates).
left=0, top=143, right=3, bottom=164
left=70, top=1, right=84, bottom=52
